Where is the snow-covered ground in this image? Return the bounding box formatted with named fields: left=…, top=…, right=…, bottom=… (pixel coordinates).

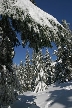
left=11, top=81, right=72, bottom=108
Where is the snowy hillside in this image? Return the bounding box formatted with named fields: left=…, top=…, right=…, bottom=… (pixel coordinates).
left=0, top=0, right=65, bottom=39
left=10, top=81, right=72, bottom=108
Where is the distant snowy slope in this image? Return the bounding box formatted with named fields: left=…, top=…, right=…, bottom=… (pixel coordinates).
left=0, top=0, right=64, bottom=35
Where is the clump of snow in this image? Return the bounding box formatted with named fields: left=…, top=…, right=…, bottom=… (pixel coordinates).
left=53, top=50, right=58, bottom=55
left=58, top=46, right=61, bottom=49
left=58, top=59, right=62, bottom=63
left=40, top=68, right=44, bottom=78
left=51, top=61, right=56, bottom=66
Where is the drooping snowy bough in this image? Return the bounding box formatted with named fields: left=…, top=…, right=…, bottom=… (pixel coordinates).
left=0, top=0, right=65, bottom=51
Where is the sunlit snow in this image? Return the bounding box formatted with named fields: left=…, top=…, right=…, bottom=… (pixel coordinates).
left=10, top=80, right=72, bottom=108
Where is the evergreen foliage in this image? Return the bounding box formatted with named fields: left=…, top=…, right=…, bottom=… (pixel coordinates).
left=33, top=49, right=48, bottom=93
left=44, top=48, right=52, bottom=85
left=54, top=20, right=72, bottom=83
left=24, top=50, right=32, bottom=91
left=0, top=0, right=72, bottom=107
left=31, top=50, right=38, bottom=91
left=15, top=61, right=25, bottom=93
left=0, top=24, right=20, bottom=107
left=0, top=65, right=20, bottom=107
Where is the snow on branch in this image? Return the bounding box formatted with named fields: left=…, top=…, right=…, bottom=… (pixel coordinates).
left=0, top=0, right=66, bottom=50
left=0, top=0, right=64, bottom=33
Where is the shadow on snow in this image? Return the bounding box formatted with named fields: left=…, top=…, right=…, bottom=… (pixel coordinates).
left=53, top=80, right=72, bottom=88
left=46, top=84, right=72, bottom=108
left=11, top=94, right=40, bottom=108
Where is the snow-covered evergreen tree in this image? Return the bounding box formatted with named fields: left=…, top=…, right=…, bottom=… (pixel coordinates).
left=44, top=48, right=52, bottom=85
left=15, top=61, right=26, bottom=93
left=61, top=20, right=72, bottom=69
left=50, top=61, right=57, bottom=83
left=24, top=50, right=32, bottom=91
left=12, top=63, right=18, bottom=76
left=0, top=0, right=65, bottom=52
left=0, top=65, right=21, bottom=107
left=54, top=20, right=72, bottom=83
left=30, top=50, right=37, bottom=91
left=34, top=49, right=48, bottom=93
left=0, top=0, right=69, bottom=107
left=0, top=26, right=21, bottom=107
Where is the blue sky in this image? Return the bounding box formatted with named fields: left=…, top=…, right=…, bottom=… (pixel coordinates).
left=13, top=0, right=72, bottom=65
